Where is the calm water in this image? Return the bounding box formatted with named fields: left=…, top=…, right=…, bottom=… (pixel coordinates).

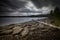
left=0, top=17, right=47, bottom=26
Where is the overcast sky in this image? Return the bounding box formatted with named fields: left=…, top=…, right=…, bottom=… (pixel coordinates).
left=0, top=0, right=60, bottom=16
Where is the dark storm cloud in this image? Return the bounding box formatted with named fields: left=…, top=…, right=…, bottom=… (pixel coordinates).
left=50, top=0, right=60, bottom=8
left=0, top=0, right=27, bottom=16
left=31, top=0, right=60, bottom=8
left=31, top=0, right=53, bottom=8
left=0, top=0, right=60, bottom=12
left=0, top=0, right=26, bottom=11
left=0, top=0, right=60, bottom=16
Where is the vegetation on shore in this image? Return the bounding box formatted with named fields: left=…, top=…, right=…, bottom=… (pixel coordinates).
left=49, top=7, right=60, bottom=26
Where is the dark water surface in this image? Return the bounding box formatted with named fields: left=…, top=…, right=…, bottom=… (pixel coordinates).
left=0, top=17, right=47, bottom=26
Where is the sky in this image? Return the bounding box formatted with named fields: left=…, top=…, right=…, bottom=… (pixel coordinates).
left=0, top=0, right=60, bottom=16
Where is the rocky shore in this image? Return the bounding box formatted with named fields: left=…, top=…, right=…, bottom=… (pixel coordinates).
left=0, top=19, right=60, bottom=40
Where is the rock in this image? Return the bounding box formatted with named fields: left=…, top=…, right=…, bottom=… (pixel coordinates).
left=0, top=29, right=13, bottom=35
left=12, top=26, right=23, bottom=35
left=41, top=29, right=48, bottom=32
left=30, top=27, right=36, bottom=30
left=21, top=27, right=29, bottom=37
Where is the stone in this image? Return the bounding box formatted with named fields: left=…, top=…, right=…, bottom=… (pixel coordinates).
left=12, top=26, right=23, bottom=35
left=21, top=27, right=29, bottom=37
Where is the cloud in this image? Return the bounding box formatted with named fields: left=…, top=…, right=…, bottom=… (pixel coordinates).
left=50, top=0, right=60, bottom=8
left=0, top=0, right=26, bottom=11
left=1, top=1, right=53, bottom=16
left=0, top=0, right=27, bottom=16
left=1, top=0, right=59, bottom=16
left=31, top=0, right=60, bottom=8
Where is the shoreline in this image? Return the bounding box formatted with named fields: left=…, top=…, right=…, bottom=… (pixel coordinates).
left=0, top=17, right=48, bottom=27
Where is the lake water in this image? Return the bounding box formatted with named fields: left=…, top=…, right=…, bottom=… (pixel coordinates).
left=0, top=17, right=47, bottom=26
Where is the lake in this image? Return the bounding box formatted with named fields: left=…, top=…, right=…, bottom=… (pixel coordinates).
left=0, top=17, right=47, bottom=26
